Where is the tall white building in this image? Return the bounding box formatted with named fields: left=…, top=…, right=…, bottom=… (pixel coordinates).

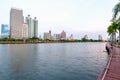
left=98, top=35, right=102, bottom=40
left=69, top=34, right=74, bottom=40
left=26, top=15, right=38, bottom=38
left=26, top=15, right=33, bottom=38
left=110, top=33, right=116, bottom=42
left=10, top=8, right=23, bottom=39
left=33, top=17, right=38, bottom=37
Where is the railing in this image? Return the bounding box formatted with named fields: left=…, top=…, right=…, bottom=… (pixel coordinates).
left=101, top=52, right=112, bottom=80
left=100, top=43, right=113, bottom=80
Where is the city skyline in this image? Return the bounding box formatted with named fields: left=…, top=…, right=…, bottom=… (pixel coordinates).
left=0, top=0, right=119, bottom=39
left=10, top=8, right=38, bottom=39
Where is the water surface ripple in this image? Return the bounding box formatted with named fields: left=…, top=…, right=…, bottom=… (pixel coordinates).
left=0, top=42, right=108, bottom=80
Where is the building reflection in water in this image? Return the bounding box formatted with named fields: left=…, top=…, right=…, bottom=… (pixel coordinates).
left=8, top=44, right=38, bottom=76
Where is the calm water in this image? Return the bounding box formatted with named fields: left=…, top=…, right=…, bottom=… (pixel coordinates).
left=0, top=42, right=108, bottom=80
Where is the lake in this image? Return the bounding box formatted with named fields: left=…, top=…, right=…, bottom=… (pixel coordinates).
left=0, top=42, right=108, bottom=80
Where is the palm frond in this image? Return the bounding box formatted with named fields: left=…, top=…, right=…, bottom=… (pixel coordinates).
left=113, top=2, right=120, bottom=19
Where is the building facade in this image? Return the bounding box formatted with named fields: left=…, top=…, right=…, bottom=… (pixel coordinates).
left=33, top=17, right=38, bottom=37
left=1, top=24, right=10, bottom=38
left=98, top=35, right=102, bottom=40
left=60, top=30, right=66, bottom=40
left=26, top=15, right=38, bottom=38
left=26, top=15, right=33, bottom=38
left=84, top=35, right=88, bottom=40
left=53, top=34, right=61, bottom=40
left=110, top=33, right=116, bottom=42
left=10, top=8, right=23, bottom=39
left=69, top=34, right=74, bottom=40
left=56, top=34, right=61, bottom=40
left=22, top=23, right=28, bottom=38
left=44, top=32, right=51, bottom=40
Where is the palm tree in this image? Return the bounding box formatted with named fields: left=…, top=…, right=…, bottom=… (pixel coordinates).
left=116, top=18, right=120, bottom=43
left=113, top=2, right=120, bottom=43
left=107, top=25, right=114, bottom=42
left=107, top=22, right=117, bottom=42
left=113, top=2, right=120, bottom=20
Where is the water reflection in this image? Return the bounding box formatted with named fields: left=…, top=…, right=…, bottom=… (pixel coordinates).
left=0, top=43, right=108, bottom=80
left=7, top=44, right=38, bottom=79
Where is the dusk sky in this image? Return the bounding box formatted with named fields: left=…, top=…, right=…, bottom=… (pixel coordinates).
left=0, top=0, right=118, bottom=39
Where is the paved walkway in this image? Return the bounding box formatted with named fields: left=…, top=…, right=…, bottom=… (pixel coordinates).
left=98, top=46, right=120, bottom=80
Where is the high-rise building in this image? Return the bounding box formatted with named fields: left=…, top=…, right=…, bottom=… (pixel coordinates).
left=111, top=33, right=116, bottom=42
left=56, top=34, right=61, bottom=40
left=33, top=17, right=38, bottom=37
left=53, top=34, right=61, bottom=40
left=98, top=35, right=102, bottom=40
left=69, top=34, right=74, bottom=40
left=26, top=15, right=38, bottom=38
left=10, top=8, right=23, bottom=39
left=49, top=30, right=51, bottom=35
left=43, top=32, right=51, bottom=40
left=26, top=15, right=33, bottom=38
left=83, top=35, right=88, bottom=40
left=49, top=30, right=51, bottom=39
left=1, top=24, right=10, bottom=38
left=61, top=30, right=66, bottom=40
left=22, top=23, right=28, bottom=38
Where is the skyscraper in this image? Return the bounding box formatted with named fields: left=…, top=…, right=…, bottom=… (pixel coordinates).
left=98, top=35, right=102, bottom=40
left=69, top=34, right=74, bottom=40
left=1, top=24, right=10, bottom=38
left=10, top=8, right=23, bottom=39
left=26, top=15, right=33, bottom=38
left=60, top=30, right=66, bottom=40
left=33, top=17, right=38, bottom=37
left=26, top=15, right=38, bottom=38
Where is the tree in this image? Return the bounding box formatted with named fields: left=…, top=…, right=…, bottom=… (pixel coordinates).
left=112, top=2, right=120, bottom=43
left=113, top=2, right=120, bottom=20
left=116, top=18, right=120, bottom=43
left=107, top=22, right=117, bottom=42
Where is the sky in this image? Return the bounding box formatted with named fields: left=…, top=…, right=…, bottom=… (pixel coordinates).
left=0, top=0, right=119, bottom=39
